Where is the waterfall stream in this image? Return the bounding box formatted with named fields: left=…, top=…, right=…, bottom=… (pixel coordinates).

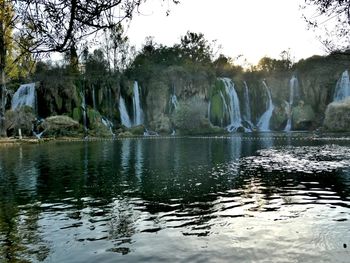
left=119, top=96, right=132, bottom=128
left=284, top=76, right=299, bottom=131
left=132, top=81, right=143, bottom=126
left=220, top=78, right=242, bottom=132
left=333, top=70, right=350, bottom=102
left=80, top=91, right=88, bottom=135
left=242, top=81, right=253, bottom=130
left=257, top=81, right=274, bottom=131
left=11, top=83, right=37, bottom=111
left=169, top=85, right=179, bottom=112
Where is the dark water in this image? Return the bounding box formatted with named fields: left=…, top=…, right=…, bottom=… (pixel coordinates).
left=0, top=133, right=350, bottom=262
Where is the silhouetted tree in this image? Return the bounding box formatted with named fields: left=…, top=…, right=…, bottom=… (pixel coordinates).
left=303, top=0, right=350, bottom=51
left=16, top=0, right=179, bottom=54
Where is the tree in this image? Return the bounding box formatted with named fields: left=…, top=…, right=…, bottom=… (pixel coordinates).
left=303, top=0, right=350, bottom=51
left=213, top=54, right=243, bottom=77
left=0, top=0, right=15, bottom=136
left=178, top=31, right=213, bottom=63
left=256, top=52, right=293, bottom=73
left=102, top=24, right=131, bottom=72
left=16, top=0, right=179, bottom=54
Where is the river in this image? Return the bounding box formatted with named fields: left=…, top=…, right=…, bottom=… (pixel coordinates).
left=0, top=133, right=349, bottom=262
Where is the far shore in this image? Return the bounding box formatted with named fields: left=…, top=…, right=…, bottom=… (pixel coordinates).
left=1, top=131, right=350, bottom=147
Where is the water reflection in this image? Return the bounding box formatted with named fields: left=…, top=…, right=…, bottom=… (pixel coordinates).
left=0, top=135, right=349, bottom=262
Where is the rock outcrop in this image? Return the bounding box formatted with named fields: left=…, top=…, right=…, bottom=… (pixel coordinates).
left=40, top=115, right=80, bottom=136
left=323, top=98, right=350, bottom=132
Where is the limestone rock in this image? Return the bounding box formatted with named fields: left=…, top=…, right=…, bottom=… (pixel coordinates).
left=41, top=115, right=80, bottom=136
left=271, top=104, right=288, bottom=130
left=129, top=125, right=145, bottom=135
left=5, top=106, right=36, bottom=136
left=323, top=98, right=350, bottom=132
left=292, top=101, right=315, bottom=130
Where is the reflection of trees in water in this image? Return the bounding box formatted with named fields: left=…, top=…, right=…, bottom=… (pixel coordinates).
left=0, top=146, right=49, bottom=262
left=1, top=139, right=350, bottom=260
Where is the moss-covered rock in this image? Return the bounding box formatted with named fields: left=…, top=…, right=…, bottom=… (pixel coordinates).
left=271, top=103, right=288, bottom=130
left=72, top=107, right=82, bottom=122
left=41, top=115, right=80, bottom=136
left=174, top=97, right=207, bottom=131
left=323, top=98, right=350, bottom=132
left=129, top=125, right=145, bottom=135
left=149, top=114, right=171, bottom=134
left=118, top=131, right=134, bottom=137
left=209, top=93, right=224, bottom=126
left=5, top=106, right=36, bottom=136
left=86, top=109, right=112, bottom=137
left=292, top=101, right=315, bottom=130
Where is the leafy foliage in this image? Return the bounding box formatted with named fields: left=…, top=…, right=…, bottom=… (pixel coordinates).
left=303, top=0, right=350, bottom=51
left=16, top=0, right=179, bottom=54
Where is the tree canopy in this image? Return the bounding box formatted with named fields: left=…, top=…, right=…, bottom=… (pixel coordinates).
left=16, top=0, right=179, bottom=54
left=303, top=0, right=350, bottom=51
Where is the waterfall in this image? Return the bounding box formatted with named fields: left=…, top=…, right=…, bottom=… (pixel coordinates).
left=11, top=83, right=37, bottom=111
left=283, top=100, right=292, bottom=132
left=220, top=78, right=242, bottom=132
left=170, top=94, right=179, bottom=111
left=257, top=81, right=274, bottom=131
left=169, top=85, right=179, bottom=112
left=242, top=81, right=253, bottom=129
left=119, top=96, right=132, bottom=128
left=92, top=86, right=96, bottom=110
left=207, top=101, right=211, bottom=123
left=132, top=81, right=143, bottom=126
left=284, top=76, right=299, bottom=131
left=102, top=116, right=115, bottom=137
left=80, top=91, right=88, bottom=135
left=333, top=70, right=350, bottom=102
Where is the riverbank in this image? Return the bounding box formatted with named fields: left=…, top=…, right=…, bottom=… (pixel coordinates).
left=1, top=131, right=350, bottom=147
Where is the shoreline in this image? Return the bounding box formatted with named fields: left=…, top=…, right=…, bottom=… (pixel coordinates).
left=1, top=131, right=350, bottom=147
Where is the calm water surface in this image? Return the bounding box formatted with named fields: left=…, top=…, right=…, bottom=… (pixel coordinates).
left=0, top=133, right=350, bottom=262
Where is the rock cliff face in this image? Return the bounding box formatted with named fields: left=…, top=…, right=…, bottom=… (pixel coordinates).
left=323, top=98, right=350, bottom=132
left=141, top=65, right=213, bottom=133
left=8, top=53, right=350, bottom=136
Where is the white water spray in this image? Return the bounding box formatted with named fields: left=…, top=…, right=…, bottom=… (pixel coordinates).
left=242, top=81, right=253, bottom=130
left=119, top=96, right=132, bottom=128
left=132, top=81, right=143, bottom=126
left=220, top=78, right=242, bottom=132
left=284, top=76, right=299, bottom=132
left=257, top=81, right=274, bottom=131
left=11, top=83, right=37, bottom=111
left=333, top=70, right=350, bottom=102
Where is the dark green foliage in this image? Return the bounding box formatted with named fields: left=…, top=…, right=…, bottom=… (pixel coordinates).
left=213, top=54, right=243, bottom=77
left=125, top=32, right=216, bottom=85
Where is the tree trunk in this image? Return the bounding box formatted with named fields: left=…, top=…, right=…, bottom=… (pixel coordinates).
left=0, top=10, right=7, bottom=137
left=0, top=70, right=6, bottom=137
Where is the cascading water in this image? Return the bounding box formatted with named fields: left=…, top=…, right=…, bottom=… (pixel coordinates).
left=220, top=78, right=242, bottom=132
left=257, top=81, right=274, bottom=131
left=132, top=81, right=143, bottom=126
left=284, top=76, right=299, bottom=131
left=242, top=81, right=253, bottom=130
left=119, top=96, right=132, bottom=128
left=333, top=70, right=350, bottom=102
left=92, top=87, right=96, bottom=111
left=207, top=101, right=211, bottom=123
left=80, top=91, right=88, bottom=136
left=170, top=94, right=179, bottom=111
left=102, top=117, right=115, bottom=137
left=11, top=83, right=37, bottom=111
left=169, top=85, right=179, bottom=112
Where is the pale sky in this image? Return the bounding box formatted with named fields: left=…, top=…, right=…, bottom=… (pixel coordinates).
left=126, top=0, right=325, bottom=66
